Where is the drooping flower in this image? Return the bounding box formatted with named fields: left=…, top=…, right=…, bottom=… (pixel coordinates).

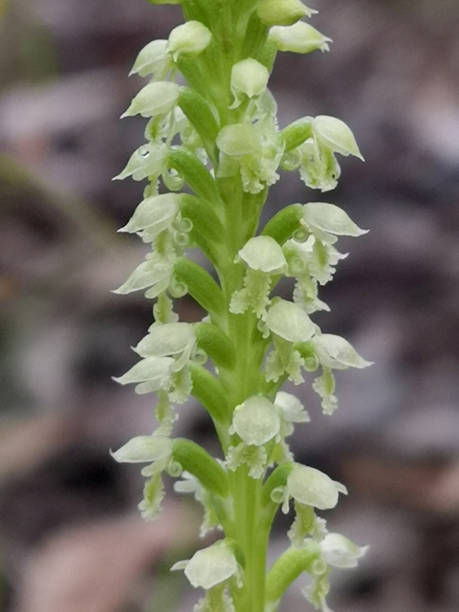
left=172, top=540, right=239, bottom=590
left=269, top=22, right=331, bottom=54
left=230, top=236, right=287, bottom=319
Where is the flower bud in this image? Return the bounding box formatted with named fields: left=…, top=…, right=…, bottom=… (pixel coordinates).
left=302, top=202, right=368, bottom=237
left=287, top=464, right=347, bottom=510
left=172, top=541, right=238, bottom=590
left=129, top=39, right=170, bottom=78
left=269, top=21, right=331, bottom=54
left=312, top=334, right=373, bottom=370
left=257, top=0, right=315, bottom=26
left=121, top=81, right=180, bottom=118
left=312, top=115, right=364, bottom=159
left=168, top=20, right=212, bottom=60
left=238, top=235, right=287, bottom=273
left=111, top=435, right=172, bottom=464
left=232, top=396, right=280, bottom=446
left=217, top=123, right=261, bottom=157
left=266, top=299, right=315, bottom=343
left=230, top=58, right=269, bottom=106
left=320, top=533, right=368, bottom=568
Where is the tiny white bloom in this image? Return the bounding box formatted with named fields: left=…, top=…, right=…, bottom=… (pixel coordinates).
left=172, top=541, right=238, bottom=590
left=266, top=299, right=316, bottom=343
left=121, top=81, right=180, bottom=118
left=320, top=533, right=368, bottom=568
left=168, top=21, right=212, bottom=60
left=312, top=334, right=373, bottom=370
left=287, top=464, right=347, bottom=510
left=269, top=22, right=331, bottom=54
left=238, top=236, right=287, bottom=274
left=232, top=396, right=280, bottom=446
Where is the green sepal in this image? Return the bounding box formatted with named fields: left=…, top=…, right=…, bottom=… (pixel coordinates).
left=262, top=204, right=303, bottom=245
left=174, top=257, right=225, bottom=316
left=172, top=438, right=229, bottom=497
left=178, top=87, right=220, bottom=157
left=168, top=148, right=220, bottom=203
left=281, top=117, right=313, bottom=152
left=190, top=362, right=230, bottom=423
left=265, top=546, right=318, bottom=603
left=195, top=322, right=236, bottom=369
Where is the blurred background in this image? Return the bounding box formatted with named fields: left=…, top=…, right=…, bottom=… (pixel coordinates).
left=1, top=0, right=459, bottom=610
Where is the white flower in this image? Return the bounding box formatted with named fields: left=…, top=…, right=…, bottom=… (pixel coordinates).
left=320, top=533, right=368, bottom=569
left=129, top=39, right=172, bottom=78
left=172, top=541, right=239, bottom=590
left=168, top=21, right=212, bottom=60
left=312, top=334, right=373, bottom=370
left=258, top=0, right=314, bottom=26
left=269, top=22, right=331, bottom=54
left=113, top=143, right=168, bottom=182
left=121, top=81, right=180, bottom=118
left=111, top=434, right=172, bottom=464
left=231, top=396, right=280, bottom=446
left=230, top=236, right=287, bottom=319
left=285, top=464, right=347, bottom=511
left=266, top=299, right=316, bottom=343
left=230, top=58, right=269, bottom=108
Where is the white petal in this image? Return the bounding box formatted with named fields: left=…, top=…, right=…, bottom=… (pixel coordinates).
left=113, top=355, right=174, bottom=386
left=121, top=82, right=180, bottom=118
left=119, top=193, right=180, bottom=234
left=111, top=435, right=172, bottom=463
left=313, top=116, right=364, bottom=160
left=287, top=464, right=344, bottom=510
left=184, top=542, right=238, bottom=590
left=135, top=322, right=195, bottom=358
left=266, top=299, right=315, bottom=342
left=274, top=391, right=310, bottom=423
left=321, top=533, right=368, bottom=568
left=232, top=396, right=280, bottom=446
left=238, top=236, right=286, bottom=273
left=302, top=202, right=367, bottom=237
left=313, top=334, right=373, bottom=370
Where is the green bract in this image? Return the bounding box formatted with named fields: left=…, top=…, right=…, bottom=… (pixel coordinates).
left=113, top=2, right=369, bottom=610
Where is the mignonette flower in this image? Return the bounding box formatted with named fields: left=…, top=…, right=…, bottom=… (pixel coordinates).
left=281, top=463, right=348, bottom=512
left=257, top=0, right=315, bottom=26
left=172, top=540, right=239, bottom=590
left=230, top=58, right=270, bottom=108
left=129, top=39, right=172, bottom=78
left=269, top=22, right=332, bottom=54
left=320, top=533, right=368, bottom=568
left=230, top=236, right=287, bottom=318
left=121, top=81, right=180, bottom=118
left=231, top=396, right=280, bottom=446
left=167, top=20, right=212, bottom=60
left=286, top=116, right=364, bottom=192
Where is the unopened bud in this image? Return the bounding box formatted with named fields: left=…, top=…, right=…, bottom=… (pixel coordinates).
left=168, top=20, right=212, bottom=60
left=230, top=58, right=269, bottom=106
left=121, top=81, right=180, bottom=118
left=257, top=0, right=315, bottom=27
left=269, top=21, right=331, bottom=54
